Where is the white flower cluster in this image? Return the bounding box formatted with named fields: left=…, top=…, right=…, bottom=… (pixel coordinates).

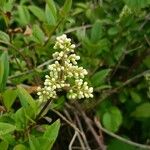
left=37, top=34, right=93, bottom=102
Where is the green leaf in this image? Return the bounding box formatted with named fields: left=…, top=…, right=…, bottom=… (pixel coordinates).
left=14, top=106, right=36, bottom=130
left=0, top=0, right=6, bottom=7
left=29, top=136, right=50, bottom=150
left=0, top=51, right=9, bottom=92
left=0, top=57, right=4, bottom=87
left=102, top=107, right=122, bottom=132
left=2, top=89, right=17, bottom=110
left=0, top=122, right=16, bottom=135
left=0, top=30, right=10, bottom=42
left=131, top=103, right=150, bottom=118
left=0, top=141, right=8, bottom=150
left=91, top=69, right=111, bottom=87
left=60, top=0, right=72, bottom=17
left=143, top=56, right=150, bottom=68
left=46, top=0, right=57, bottom=19
left=45, top=3, right=57, bottom=26
left=13, top=144, right=27, bottom=150
left=108, top=139, right=136, bottom=150
left=130, top=90, right=141, bottom=103
left=119, top=92, right=127, bottom=103
left=14, top=108, right=27, bottom=129
left=32, top=25, right=45, bottom=44
left=28, top=5, right=46, bottom=22
left=91, top=20, right=103, bottom=43
left=124, top=0, right=150, bottom=9
left=18, top=5, right=30, bottom=26
left=43, top=119, right=60, bottom=149
left=17, top=86, right=37, bottom=113
left=113, top=41, right=126, bottom=61
left=51, top=96, right=65, bottom=110
left=108, top=27, right=119, bottom=36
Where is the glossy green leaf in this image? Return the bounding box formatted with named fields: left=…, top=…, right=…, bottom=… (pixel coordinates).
left=102, top=107, right=122, bottom=132
left=18, top=5, right=30, bottom=26
left=0, top=51, right=9, bottom=92
left=28, top=5, right=46, bottom=22
left=13, top=144, right=27, bottom=150
left=0, top=30, right=10, bottom=42
left=0, top=122, right=16, bottom=135
left=91, top=20, right=103, bottom=43
left=131, top=103, right=150, bottom=118
left=2, top=89, right=17, bottom=110
left=45, top=3, right=56, bottom=25
left=46, top=0, right=57, bottom=19
left=43, top=119, right=60, bottom=149
left=60, top=0, right=72, bottom=17
left=91, top=69, right=111, bottom=87
left=14, top=108, right=27, bottom=129
left=32, top=25, right=45, bottom=44
left=14, top=106, right=36, bottom=129
left=29, top=136, right=50, bottom=150
left=17, top=86, right=37, bottom=113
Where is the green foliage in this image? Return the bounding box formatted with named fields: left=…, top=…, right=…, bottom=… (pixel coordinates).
left=17, top=86, right=37, bottom=113
left=108, top=139, right=136, bottom=150
left=28, top=6, right=46, bottom=22
left=43, top=119, right=60, bottom=149
left=31, top=25, right=45, bottom=44
left=102, top=106, right=123, bottom=132
left=0, top=141, right=9, bottom=150
left=0, top=31, right=10, bottom=42
left=0, top=0, right=150, bottom=149
left=0, top=122, right=16, bottom=135
left=17, top=5, right=31, bottom=26
left=131, top=103, right=150, bottom=118
left=2, top=89, right=17, bottom=110
left=124, top=0, right=150, bottom=9
left=29, top=120, right=60, bottom=150
left=0, top=51, right=9, bottom=92
left=91, top=69, right=111, bottom=87
left=13, top=144, right=27, bottom=150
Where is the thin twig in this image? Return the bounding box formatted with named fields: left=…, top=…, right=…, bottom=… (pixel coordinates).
left=94, top=117, right=150, bottom=150
left=8, top=59, right=54, bottom=79
left=69, top=131, right=78, bottom=150
left=144, top=34, right=150, bottom=47
left=75, top=103, right=106, bottom=150
left=76, top=134, right=87, bottom=150
left=51, top=109, right=82, bottom=135
left=139, top=13, right=150, bottom=30
left=37, top=59, right=54, bottom=68
left=63, top=109, right=87, bottom=150
left=35, top=99, right=51, bottom=121
left=64, top=25, right=92, bottom=34
left=125, top=45, right=143, bottom=54
left=74, top=112, right=91, bottom=150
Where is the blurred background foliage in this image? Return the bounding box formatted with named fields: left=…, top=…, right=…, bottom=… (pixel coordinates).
left=0, top=0, right=150, bottom=149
